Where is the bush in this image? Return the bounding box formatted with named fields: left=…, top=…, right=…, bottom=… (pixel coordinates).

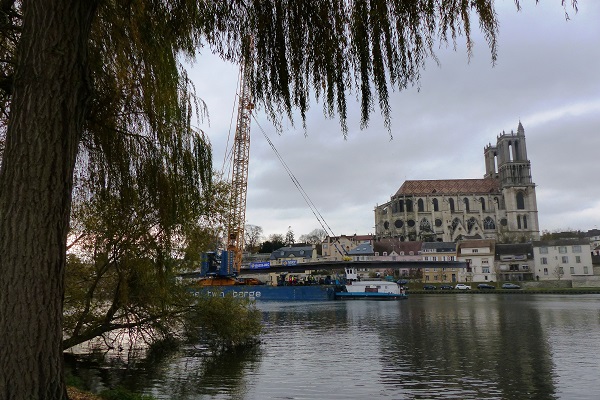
left=185, top=295, right=263, bottom=352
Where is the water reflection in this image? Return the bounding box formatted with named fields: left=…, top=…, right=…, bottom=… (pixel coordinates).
left=376, top=295, right=557, bottom=399
left=66, top=295, right=600, bottom=399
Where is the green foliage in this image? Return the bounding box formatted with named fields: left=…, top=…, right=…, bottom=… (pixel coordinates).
left=63, top=175, right=231, bottom=350
left=259, top=238, right=287, bottom=253
left=185, top=295, right=263, bottom=352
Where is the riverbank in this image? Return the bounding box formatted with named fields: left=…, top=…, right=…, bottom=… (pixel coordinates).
left=409, top=287, right=600, bottom=294
left=68, top=387, right=101, bottom=400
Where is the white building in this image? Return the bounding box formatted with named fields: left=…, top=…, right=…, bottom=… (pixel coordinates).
left=457, top=239, right=496, bottom=282
left=532, top=240, right=593, bottom=281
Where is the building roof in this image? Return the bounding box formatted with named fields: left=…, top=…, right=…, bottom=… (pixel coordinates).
left=421, top=242, right=457, bottom=252
left=270, top=246, right=313, bottom=260
left=373, top=238, right=423, bottom=254
left=347, top=243, right=374, bottom=255
left=532, top=239, right=590, bottom=247
left=324, top=234, right=374, bottom=243
left=495, top=243, right=533, bottom=260
left=457, top=239, right=495, bottom=250
left=394, top=178, right=501, bottom=196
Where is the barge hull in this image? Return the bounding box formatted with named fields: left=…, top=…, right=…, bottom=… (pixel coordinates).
left=194, top=285, right=336, bottom=301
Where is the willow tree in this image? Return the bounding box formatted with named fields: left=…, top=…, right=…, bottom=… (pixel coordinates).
left=0, top=1, right=576, bottom=399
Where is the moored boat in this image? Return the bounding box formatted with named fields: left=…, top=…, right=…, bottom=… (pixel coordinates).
left=334, top=267, right=408, bottom=300
left=334, top=280, right=408, bottom=300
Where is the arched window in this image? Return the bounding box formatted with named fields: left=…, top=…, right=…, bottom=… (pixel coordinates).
left=399, top=200, right=404, bottom=212
left=417, top=198, right=424, bottom=212
left=480, top=197, right=486, bottom=211
left=432, top=198, right=439, bottom=212
left=483, top=217, right=496, bottom=230
left=523, top=215, right=528, bottom=229
left=449, top=198, right=455, bottom=212
left=517, top=215, right=522, bottom=229
left=451, top=218, right=461, bottom=231
left=463, top=198, right=470, bottom=212
left=406, top=199, right=413, bottom=212
left=494, top=196, right=502, bottom=210
left=467, top=217, right=477, bottom=232
left=516, top=192, right=525, bottom=210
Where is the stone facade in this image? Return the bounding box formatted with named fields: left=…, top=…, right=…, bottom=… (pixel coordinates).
left=374, top=122, right=540, bottom=242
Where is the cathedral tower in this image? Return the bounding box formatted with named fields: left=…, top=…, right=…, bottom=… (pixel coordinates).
left=494, top=122, right=539, bottom=240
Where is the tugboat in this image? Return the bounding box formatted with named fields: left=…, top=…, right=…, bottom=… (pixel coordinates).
left=334, top=267, right=408, bottom=300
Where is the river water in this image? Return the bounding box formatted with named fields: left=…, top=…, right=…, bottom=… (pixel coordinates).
left=68, top=294, right=600, bottom=399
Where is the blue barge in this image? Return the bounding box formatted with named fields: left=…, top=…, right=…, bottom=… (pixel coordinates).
left=194, top=285, right=336, bottom=301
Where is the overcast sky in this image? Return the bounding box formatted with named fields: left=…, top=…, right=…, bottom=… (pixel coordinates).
left=189, top=1, right=600, bottom=240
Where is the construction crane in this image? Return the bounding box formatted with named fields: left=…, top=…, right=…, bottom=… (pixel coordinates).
left=226, top=52, right=254, bottom=274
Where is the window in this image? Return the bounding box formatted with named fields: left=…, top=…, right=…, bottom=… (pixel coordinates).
left=540, top=247, right=548, bottom=254
left=472, top=249, right=479, bottom=253
left=523, top=215, right=528, bottom=229
left=433, top=198, right=439, bottom=212
left=406, top=199, right=413, bottom=212
left=559, top=246, right=567, bottom=254
left=467, top=217, right=477, bottom=232
left=561, top=256, right=568, bottom=264
left=516, top=192, right=525, bottom=210
left=463, top=198, right=470, bottom=212
left=559, top=267, right=564, bottom=274
left=570, top=267, right=575, bottom=274
left=482, top=267, right=490, bottom=273
left=517, top=215, right=521, bottom=229
left=576, top=256, right=581, bottom=263
left=480, top=197, right=486, bottom=211
left=573, top=245, right=582, bottom=253
left=383, top=252, right=388, bottom=256
left=543, top=268, right=548, bottom=275
left=418, top=198, right=424, bottom=212
left=465, top=259, right=472, bottom=264
left=483, top=217, right=496, bottom=230
left=584, top=266, right=589, bottom=274
left=541, top=257, right=548, bottom=265
left=449, top=198, right=455, bottom=212
left=482, top=259, right=488, bottom=264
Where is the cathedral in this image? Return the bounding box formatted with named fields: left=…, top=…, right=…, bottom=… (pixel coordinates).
left=374, top=122, right=540, bottom=242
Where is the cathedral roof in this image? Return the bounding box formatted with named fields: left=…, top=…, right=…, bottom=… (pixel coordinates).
left=395, top=178, right=501, bottom=196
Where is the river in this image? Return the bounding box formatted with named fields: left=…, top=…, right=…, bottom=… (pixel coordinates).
left=67, top=294, right=600, bottom=399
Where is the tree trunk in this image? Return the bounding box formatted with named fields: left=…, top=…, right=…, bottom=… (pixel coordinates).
left=0, top=1, right=97, bottom=399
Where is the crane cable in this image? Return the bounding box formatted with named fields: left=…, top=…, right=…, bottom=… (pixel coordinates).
left=220, top=66, right=244, bottom=178
left=251, top=116, right=348, bottom=256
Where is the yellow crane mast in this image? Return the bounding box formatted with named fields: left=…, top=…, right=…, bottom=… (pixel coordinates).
left=226, top=58, right=253, bottom=273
